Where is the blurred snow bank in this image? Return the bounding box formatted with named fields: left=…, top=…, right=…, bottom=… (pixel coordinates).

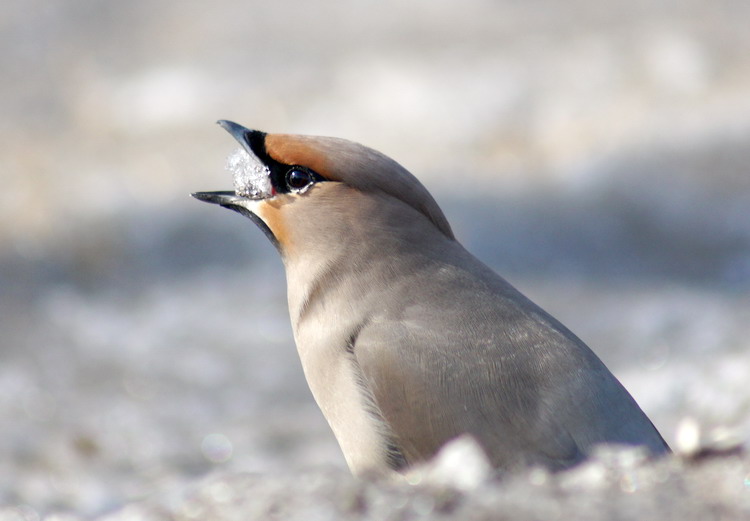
left=97, top=447, right=750, bottom=521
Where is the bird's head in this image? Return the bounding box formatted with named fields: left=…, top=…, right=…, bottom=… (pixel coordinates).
left=193, top=120, right=454, bottom=262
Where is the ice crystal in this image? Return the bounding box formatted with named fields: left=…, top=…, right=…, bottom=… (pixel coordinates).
left=226, top=147, right=273, bottom=198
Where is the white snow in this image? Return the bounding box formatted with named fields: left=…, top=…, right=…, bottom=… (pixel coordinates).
left=226, top=148, right=273, bottom=199
left=408, top=434, right=494, bottom=490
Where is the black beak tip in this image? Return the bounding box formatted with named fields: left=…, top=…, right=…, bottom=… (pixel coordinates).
left=191, top=191, right=237, bottom=205
left=191, top=191, right=211, bottom=201
left=216, top=120, right=255, bottom=142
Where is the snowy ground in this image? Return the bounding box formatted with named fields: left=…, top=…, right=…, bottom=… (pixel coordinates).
left=1, top=1, right=749, bottom=519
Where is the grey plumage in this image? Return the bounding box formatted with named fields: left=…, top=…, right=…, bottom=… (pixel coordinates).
left=193, top=120, right=670, bottom=476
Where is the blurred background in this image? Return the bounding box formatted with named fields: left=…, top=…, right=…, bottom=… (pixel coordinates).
left=1, top=0, right=749, bottom=517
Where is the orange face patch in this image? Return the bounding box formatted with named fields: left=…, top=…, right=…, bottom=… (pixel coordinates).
left=265, top=134, right=336, bottom=181
left=254, top=197, right=295, bottom=255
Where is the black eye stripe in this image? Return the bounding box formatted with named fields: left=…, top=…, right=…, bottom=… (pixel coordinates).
left=244, top=132, right=327, bottom=195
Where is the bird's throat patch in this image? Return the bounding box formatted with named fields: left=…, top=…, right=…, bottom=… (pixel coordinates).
left=254, top=198, right=294, bottom=255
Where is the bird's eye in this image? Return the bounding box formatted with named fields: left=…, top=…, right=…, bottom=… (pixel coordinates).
left=286, top=169, right=314, bottom=192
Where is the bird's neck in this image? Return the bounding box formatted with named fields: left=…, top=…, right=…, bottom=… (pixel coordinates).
left=284, top=221, right=456, bottom=339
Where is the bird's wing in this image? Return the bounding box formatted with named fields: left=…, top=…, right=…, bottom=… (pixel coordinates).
left=353, top=296, right=666, bottom=470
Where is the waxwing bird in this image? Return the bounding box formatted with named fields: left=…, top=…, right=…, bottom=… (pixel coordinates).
left=193, top=120, right=670, bottom=476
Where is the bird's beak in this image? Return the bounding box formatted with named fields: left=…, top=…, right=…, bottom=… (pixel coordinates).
left=191, top=120, right=270, bottom=206
left=191, top=190, right=246, bottom=206
left=216, top=119, right=256, bottom=157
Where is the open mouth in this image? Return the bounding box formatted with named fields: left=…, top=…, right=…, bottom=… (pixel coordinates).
left=217, top=120, right=274, bottom=200
left=225, top=147, right=272, bottom=199
left=192, top=121, right=274, bottom=206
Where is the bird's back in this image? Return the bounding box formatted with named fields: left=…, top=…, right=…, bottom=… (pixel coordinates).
left=335, top=231, right=670, bottom=471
